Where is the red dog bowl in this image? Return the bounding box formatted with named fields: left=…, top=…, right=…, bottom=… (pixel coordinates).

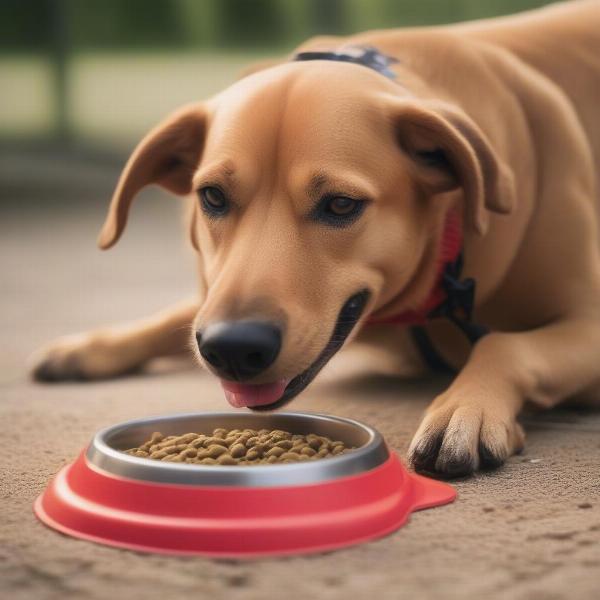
left=34, top=411, right=455, bottom=557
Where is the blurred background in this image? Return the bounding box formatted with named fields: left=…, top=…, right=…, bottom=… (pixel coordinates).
left=0, top=0, right=554, bottom=375
left=2, top=0, right=554, bottom=154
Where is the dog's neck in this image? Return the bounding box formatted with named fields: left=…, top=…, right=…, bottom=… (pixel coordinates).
left=366, top=208, right=487, bottom=344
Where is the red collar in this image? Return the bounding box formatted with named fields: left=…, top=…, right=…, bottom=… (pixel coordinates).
left=366, top=209, right=463, bottom=327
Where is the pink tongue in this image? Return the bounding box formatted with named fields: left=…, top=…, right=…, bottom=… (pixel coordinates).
left=220, top=379, right=289, bottom=408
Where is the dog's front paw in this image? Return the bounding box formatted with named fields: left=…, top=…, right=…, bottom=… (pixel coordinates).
left=407, top=393, right=525, bottom=478
left=29, top=333, right=139, bottom=382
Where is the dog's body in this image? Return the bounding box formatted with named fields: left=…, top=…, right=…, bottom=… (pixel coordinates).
left=32, top=1, right=600, bottom=476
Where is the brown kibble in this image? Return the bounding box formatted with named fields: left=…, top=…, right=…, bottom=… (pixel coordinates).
left=217, top=453, right=237, bottom=465
left=150, top=450, right=168, bottom=459
left=177, top=433, right=199, bottom=444
left=125, top=429, right=352, bottom=466
left=229, top=443, right=247, bottom=458
left=275, top=440, right=293, bottom=450
left=280, top=452, right=302, bottom=461
left=307, top=438, right=321, bottom=451
left=180, top=448, right=197, bottom=458
left=265, top=446, right=286, bottom=458
left=203, top=437, right=228, bottom=448
left=206, top=444, right=228, bottom=458
left=158, top=439, right=178, bottom=449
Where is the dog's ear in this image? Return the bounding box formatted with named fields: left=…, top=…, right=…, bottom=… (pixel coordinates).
left=389, top=100, right=515, bottom=235
left=98, top=103, right=206, bottom=249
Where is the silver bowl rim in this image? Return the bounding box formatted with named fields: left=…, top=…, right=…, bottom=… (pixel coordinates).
left=86, top=410, right=390, bottom=487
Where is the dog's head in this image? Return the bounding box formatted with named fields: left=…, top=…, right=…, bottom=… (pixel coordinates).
left=98, top=61, right=514, bottom=409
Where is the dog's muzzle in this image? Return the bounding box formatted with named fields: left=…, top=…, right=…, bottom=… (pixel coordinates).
left=250, top=288, right=371, bottom=411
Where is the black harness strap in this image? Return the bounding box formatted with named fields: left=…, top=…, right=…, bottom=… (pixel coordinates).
left=428, top=252, right=490, bottom=345
left=410, top=253, right=490, bottom=374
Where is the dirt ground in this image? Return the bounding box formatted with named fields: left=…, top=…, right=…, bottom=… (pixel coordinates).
left=1, top=152, right=599, bottom=600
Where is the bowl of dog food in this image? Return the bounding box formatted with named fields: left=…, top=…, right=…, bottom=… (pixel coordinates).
left=34, top=411, right=455, bottom=557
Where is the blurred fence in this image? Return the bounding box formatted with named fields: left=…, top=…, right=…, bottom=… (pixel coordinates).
left=0, top=0, right=552, bottom=149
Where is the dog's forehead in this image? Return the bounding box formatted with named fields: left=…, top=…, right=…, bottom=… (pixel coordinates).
left=203, top=62, right=396, bottom=168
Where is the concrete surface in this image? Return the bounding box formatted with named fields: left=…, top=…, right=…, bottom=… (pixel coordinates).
left=1, top=153, right=599, bottom=600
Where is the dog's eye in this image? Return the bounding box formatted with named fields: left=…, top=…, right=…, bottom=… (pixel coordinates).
left=327, top=196, right=359, bottom=216
left=198, top=186, right=229, bottom=217
left=311, top=195, right=365, bottom=227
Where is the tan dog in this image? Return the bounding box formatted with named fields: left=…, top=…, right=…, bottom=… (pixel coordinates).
left=31, top=1, right=600, bottom=476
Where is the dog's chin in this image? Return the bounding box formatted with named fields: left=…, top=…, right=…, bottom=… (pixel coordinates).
left=219, top=288, right=371, bottom=411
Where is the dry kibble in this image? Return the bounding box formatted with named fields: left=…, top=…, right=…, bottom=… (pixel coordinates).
left=203, top=437, right=228, bottom=448
left=217, top=453, right=238, bottom=465
left=246, top=449, right=260, bottom=460
left=280, top=452, right=302, bottom=461
left=275, top=440, right=293, bottom=450
left=265, top=446, right=285, bottom=458
left=229, top=443, right=247, bottom=458
left=206, top=444, right=228, bottom=458
left=307, top=438, right=321, bottom=451
left=177, top=433, right=199, bottom=444
left=123, top=428, right=353, bottom=466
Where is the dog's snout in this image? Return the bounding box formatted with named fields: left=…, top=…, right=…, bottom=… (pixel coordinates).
left=196, top=321, right=282, bottom=381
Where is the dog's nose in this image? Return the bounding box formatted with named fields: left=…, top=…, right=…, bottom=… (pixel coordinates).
left=196, top=321, right=282, bottom=381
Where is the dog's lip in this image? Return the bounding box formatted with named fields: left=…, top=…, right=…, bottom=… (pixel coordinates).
left=220, top=379, right=290, bottom=408
left=249, top=288, right=372, bottom=412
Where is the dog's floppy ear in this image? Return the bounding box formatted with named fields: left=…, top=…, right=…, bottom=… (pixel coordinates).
left=98, top=103, right=206, bottom=249
left=389, top=100, right=515, bottom=235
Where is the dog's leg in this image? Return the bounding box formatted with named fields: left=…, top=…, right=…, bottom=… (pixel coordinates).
left=30, top=298, right=199, bottom=381
left=408, top=315, right=600, bottom=476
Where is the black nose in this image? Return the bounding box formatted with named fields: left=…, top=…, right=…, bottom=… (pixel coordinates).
left=196, top=321, right=282, bottom=381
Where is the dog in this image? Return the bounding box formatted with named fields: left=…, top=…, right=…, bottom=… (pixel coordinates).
left=30, top=0, right=600, bottom=477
